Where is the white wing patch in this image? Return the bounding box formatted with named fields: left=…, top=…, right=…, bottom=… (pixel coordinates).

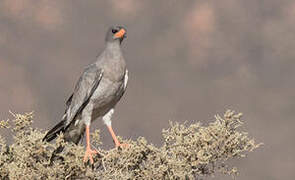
left=124, top=69, right=128, bottom=90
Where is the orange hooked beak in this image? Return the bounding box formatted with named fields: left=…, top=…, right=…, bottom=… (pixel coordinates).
left=114, top=29, right=126, bottom=38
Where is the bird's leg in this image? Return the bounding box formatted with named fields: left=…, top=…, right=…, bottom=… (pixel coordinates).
left=107, top=125, right=128, bottom=147
left=103, top=109, right=128, bottom=148
left=83, top=125, right=98, bottom=164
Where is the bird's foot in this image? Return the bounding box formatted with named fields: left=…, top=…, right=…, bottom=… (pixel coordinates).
left=115, top=142, right=129, bottom=149
left=83, top=147, right=98, bottom=164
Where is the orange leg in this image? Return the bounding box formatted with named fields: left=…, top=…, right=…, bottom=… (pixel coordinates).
left=107, top=125, right=128, bottom=148
left=83, top=125, right=98, bottom=164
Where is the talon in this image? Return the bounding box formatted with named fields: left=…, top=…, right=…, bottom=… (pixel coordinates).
left=83, top=147, right=98, bottom=164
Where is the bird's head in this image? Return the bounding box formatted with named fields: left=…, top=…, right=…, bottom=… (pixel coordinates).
left=105, top=25, right=127, bottom=44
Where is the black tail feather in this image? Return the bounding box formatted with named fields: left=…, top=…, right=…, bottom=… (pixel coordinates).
left=49, top=145, right=65, bottom=165
left=43, top=120, right=66, bottom=142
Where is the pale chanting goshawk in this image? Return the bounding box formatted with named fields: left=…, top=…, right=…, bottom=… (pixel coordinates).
left=43, top=25, right=128, bottom=164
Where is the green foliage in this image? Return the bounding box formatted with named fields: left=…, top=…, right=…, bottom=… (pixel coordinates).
left=0, top=110, right=261, bottom=179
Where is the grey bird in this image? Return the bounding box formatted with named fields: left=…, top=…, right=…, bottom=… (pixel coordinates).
left=43, top=25, right=128, bottom=164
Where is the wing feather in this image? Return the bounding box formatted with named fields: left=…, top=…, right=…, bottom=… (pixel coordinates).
left=65, top=64, right=103, bottom=127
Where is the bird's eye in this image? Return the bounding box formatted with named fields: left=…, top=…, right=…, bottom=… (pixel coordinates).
left=112, top=29, right=118, bottom=34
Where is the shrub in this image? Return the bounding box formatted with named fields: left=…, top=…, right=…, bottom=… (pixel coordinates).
left=0, top=110, right=261, bottom=179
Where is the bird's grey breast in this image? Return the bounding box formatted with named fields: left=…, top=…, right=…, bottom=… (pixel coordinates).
left=90, top=49, right=127, bottom=117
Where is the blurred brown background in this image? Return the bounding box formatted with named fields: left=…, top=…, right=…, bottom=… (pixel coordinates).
left=0, top=0, right=294, bottom=179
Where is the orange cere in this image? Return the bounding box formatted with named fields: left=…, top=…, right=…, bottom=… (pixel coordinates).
left=114, top=29, right=126, bottom=38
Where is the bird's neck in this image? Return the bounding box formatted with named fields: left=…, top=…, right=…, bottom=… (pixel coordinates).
left=104, top=41, right=123, bottom=59
left=105, top=41, right=121, bottom=51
